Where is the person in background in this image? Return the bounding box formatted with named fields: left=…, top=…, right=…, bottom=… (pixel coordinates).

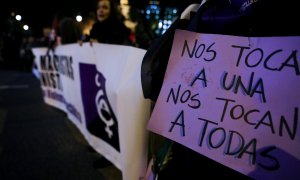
left=118, top=2, right=155, bottom=49
left=128, top=6, right=155, bottom=49
left=89, top=0, right=132, bottom=45
left=19, top=35, right=35, bottom=72
left=58, top=17, right=82, bottom=45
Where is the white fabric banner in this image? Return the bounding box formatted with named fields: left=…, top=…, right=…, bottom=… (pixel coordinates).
left=32, top=42, right=151, bottom=180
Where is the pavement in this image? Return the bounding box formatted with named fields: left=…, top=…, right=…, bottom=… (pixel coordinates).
left=0, top=70, right=122, bottom=180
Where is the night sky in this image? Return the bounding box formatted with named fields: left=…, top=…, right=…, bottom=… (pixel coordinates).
left=1, top=0, right=99, bottom=36
left=1, top=0, right=183, bottom=36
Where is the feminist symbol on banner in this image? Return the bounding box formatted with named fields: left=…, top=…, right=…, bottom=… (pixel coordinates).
left=80, top=63, right=120, bottom=152
left=95, top=73, right=114, bottom=138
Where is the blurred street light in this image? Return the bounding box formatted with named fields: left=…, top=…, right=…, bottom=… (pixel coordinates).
left=15, top=14, right=22, bottom=21
left=23, top=25, right=29, bottom=31
left=76, top=15, right=82, bottom=22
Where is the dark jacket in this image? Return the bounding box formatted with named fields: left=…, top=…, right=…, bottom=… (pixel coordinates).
left=89, top=16, right=131, bottom=45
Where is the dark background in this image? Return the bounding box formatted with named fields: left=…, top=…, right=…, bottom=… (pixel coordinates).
left=0, top=0, right=190, bottom=71
left=1, top=0, right=99, bottom=36
left=0, top=0, right=184, bottom=37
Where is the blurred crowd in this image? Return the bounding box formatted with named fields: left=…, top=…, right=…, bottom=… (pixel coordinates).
left=0, top=0, right=159, bottom=72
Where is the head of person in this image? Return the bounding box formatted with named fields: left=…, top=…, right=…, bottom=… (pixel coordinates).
left=96, top=0, right=113, bottom=22
left=59, top=17, right=82, bottom=44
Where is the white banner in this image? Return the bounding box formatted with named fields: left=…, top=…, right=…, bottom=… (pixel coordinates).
left=32, top=42, right=151, bottom=180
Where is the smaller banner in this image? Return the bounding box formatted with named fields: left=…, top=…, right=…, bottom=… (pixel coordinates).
left=147, top=29, right=300, bottom=179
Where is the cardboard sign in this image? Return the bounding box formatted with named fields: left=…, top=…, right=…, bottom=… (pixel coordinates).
left=147, top=29, right=300, bottom=179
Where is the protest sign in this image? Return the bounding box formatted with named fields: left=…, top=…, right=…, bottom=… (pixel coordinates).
left=147, top=29, right=300, bottom=179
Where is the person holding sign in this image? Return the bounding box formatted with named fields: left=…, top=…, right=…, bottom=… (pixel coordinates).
left=89, top=0, right=132, bottom=45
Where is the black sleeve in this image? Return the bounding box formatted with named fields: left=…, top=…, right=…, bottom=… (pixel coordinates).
left=89, top=23, right=98, bottom=40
